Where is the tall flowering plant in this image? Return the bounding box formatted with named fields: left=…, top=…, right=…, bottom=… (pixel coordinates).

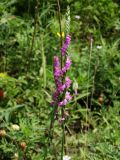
left=52, top=35, right=72, bottom=108
left=48, top=3, right=72, bottom=160
left=51, top=34, right=72, bottom=122
left=49, top=34, right=72, bottom=160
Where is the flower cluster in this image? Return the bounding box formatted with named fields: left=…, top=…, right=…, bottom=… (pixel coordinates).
left=63, top=155, right=71, bottom=160
left=0, top=72, right=7, bottom=79
left=52, top=35, right=72, bottom=107
left=61, top=35, right=71, bottom=56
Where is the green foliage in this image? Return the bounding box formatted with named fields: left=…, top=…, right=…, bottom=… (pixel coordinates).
left=70, top=0, right=120, bottom=43
left=0, top=0, right=120, bottom=159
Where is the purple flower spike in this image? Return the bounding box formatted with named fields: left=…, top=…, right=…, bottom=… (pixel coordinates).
left=52, top=35, right=72, bottom=108
left=61, top=35, right=71, bottom=56
left=62, top=57, right=72, bottom=74
left=54, top=69, right=62, bottom=77
left=57, top=83, right=66, bottom=93
left=52, top=91, right=59, bottom=101
left=66, top=35, right=71, bottom=44
left=65, top=77, right=72, bottom=88
left=65, top=91, right=72, bottom=101
left=58, top=92, right=72, bottom=107
left=53, top=56, right=60, bottom=68
left=65, top=57, right=72, bottom=70
left=58, top=99, right=68, bottom=106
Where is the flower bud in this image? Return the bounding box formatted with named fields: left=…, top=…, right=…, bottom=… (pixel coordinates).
left=11, top=124, right=20, bottom=131
left=0, top=89, right=4, bottom=98
left=13, top=153, right=19, bottom=160
left=0, top=129, right=6, bottom=137
left=19, top=142, right=27, bottom=151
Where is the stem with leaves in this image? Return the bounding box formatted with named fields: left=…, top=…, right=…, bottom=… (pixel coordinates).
left=56, top=1, right=66, bottom=159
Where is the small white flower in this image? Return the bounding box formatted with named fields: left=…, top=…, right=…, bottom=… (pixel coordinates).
left=14, top=153, right=19, bottom=158
left=63, top=155, right=71, bottom=160
left=75, top=15, right=80, bottom=19
left=13, top=153, right=19, bottom=160
left=96, top=45, right=102, bottom=49
left=11, top=124, right=20, bottom=131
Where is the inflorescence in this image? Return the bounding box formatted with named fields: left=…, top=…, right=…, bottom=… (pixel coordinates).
left=52, top=35, right=72, bottom=107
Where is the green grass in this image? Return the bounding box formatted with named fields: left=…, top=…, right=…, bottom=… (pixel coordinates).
left=0, top=0, right=120, bottom=159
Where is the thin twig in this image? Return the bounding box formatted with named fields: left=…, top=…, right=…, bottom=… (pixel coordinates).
left=28, top=0, right=39, bottom=70
left=57, top=0, right=65, bottom=159
left=90, top=58, right=99, bottom=107
left=57, top=0, right=63, bottom=69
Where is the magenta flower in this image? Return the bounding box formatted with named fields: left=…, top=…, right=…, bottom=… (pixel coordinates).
left=65, top=57, right=72, bottom=70
left=53, top=56, right=60, bottom=68
left=52, top=91, right=59, bottom=101
left=53, top=56, right=62, bottom=77
left=58, top=99, right=68, bottom=106
left=62, top=57, right=72, bottom=74
left=52, top=35, right=72, bottom=107
left=61, top=35, right=71, bottom=56
left=65, top=77, right=72, bottom=88
left=58, top=92, right=72, bottom=107
left=57, top=83, right=66, bottom=93
left=65, top=91, right=72, bottom=101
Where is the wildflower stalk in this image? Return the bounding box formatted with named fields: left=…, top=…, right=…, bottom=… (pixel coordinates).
left=57, top=1, right=65, bottom=159
left=85, top=36, right=93, bottom=152
left=61, top=107, right=65, bottom=160
left=48, top=0, right=63, bottom=146
left=41, top=37, right=46, bottom=88
left=49, top=105, right=58, bottom=140
left=86, top=37, right=93, bottom=120
left=49, top=2, right=72, bottom=160
left=27, top=0, right=39, bottom=71
left=88, top=37, right=93, bottom=109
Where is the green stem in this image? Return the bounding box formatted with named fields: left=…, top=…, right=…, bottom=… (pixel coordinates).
left=43, top=105, right=58, bottom=160
left=57, top=1, right=65, bottom=159
left=49, top=105, right=58, bottom=142
left=61, top=107, right=65, bottom=160
left=41, top=37, right=46, bottom=88
left=28, top=0, right=39, bottom=71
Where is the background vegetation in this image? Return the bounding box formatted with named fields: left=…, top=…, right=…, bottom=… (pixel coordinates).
left=0, top=0, right=120, bottom=159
